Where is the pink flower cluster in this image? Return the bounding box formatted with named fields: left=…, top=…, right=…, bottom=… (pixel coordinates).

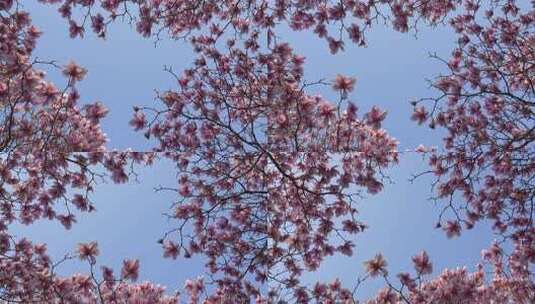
left=135, top=36, right=398, bottom=299
left=0, top=4, right=161, bottom=302
left=39, top=0, right=464, bottom=51
left=0, top=0, right=532, bottom=302
left=412, top=0, right=535, bottom=275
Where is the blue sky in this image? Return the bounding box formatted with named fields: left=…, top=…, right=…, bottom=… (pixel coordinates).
left=14, top=3, right=497, bottom=300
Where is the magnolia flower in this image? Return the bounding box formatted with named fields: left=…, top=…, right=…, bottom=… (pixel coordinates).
left=332, top=74, right=356, bottom=93
left=412, top=251, right=433, bottom=275
left=364, top=253, right=388, bottom=277
left=77, top=241, right=99, bottom=262
left=121, top=259, right=140, bottom=281
left=63, top=61, right=87, bottom=82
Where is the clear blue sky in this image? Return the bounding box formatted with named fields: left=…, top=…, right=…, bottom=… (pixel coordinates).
left=14, top=3, right=496, bottom=300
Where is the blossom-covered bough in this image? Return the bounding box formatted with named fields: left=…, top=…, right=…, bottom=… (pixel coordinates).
left=133, top=36, right=398, bottom=301
left=411, top=0, right=535, bottom=291
left=37, top=0, right=465, bottom=50
left=0, top=2, right=173, bottom=302
left=0, top=0, right=533, bottom=302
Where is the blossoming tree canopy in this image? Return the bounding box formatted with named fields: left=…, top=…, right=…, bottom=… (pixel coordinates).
left=0, top=0, right=533, bottom=303
left=413, top=0, right=535, bottom=279
left=0, top=4, right=160, bottom=302
left=132, top=38, right=398, bottom=299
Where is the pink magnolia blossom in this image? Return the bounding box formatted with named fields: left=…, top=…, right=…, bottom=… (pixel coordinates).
left=364, top=253, right=388, bottom=278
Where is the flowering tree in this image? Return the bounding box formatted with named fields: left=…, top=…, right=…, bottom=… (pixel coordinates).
left=413, top=0, right=534, bottom=264
left=0, top=0, right=533, bottom=303
left=135, top=38, right=398, bottom=302
left=0, top=3, right=169, bottom=302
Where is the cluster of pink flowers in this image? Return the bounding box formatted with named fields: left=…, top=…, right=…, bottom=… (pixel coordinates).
left=412, top=0, right=535, bottom=282
left=38, top=0, right=466, bottom=51
left=0, top=237, right=182, bottom=302
left=0, top=3, right=165, bottom=302
left=0, top=0, right=532, bottom=302
left=363, top=250, right=534, bottom=303
left=134, top=36, right=398, bottom=299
